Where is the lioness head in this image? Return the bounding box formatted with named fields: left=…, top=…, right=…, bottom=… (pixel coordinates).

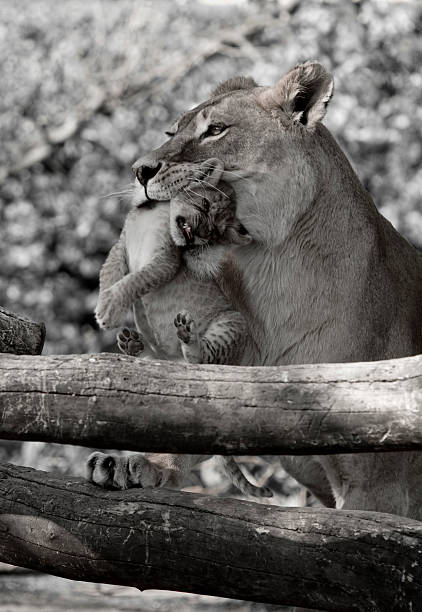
left=133, top=61, right=333, bottom=245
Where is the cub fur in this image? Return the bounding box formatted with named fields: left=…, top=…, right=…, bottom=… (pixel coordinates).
left=90, top=162, right=271, bottom=499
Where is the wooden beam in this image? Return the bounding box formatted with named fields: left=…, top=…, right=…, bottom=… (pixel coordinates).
left=0, top=352, right=421, bottom=454
left=0, top=307, right=45, bottom=355
left=0, top=462, right=421, bottom=611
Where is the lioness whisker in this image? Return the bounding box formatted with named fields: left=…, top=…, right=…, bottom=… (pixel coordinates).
left=181, top=188, right=203, bottom=212
left=197, top=164, right=251, bottom=183
left=99, top=189, right=133, bottom=199
left=194, top=178, right=230, bottom=199
left=184, top=186, right=206, bottom=200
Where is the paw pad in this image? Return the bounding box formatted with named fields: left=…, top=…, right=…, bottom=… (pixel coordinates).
left=174, top=310, right=195, bottom=344
left=117, top=327, right=144, bottom=356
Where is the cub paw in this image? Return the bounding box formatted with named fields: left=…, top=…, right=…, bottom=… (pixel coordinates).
left=174, top=310, right=196, bottom=344
left=95, top=286, right=124, bottom=329
left=117, top=327, right=144, bottom=356
left=86, top=452, right=164, bottom=490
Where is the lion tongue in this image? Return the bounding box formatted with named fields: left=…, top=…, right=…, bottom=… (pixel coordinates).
left=183, top=223, right=193, bottom=241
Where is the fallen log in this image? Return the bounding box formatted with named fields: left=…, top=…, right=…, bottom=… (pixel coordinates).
left=0, top=462, right=421, bottom=612
left=0, top=352, right=421, bottom=454
left=0, top=308, right=45, bottom=355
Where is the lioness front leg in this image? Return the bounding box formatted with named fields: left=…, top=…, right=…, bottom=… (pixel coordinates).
left=87, top=452, right=206, bottom=490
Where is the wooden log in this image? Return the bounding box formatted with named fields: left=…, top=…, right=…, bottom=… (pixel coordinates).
left=0, top=352, right=422, bottom=454
left=0, top=461, right=421, bottom=611
left=0, top=307, right=45, bottom=355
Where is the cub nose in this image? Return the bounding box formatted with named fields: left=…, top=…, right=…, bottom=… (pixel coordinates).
left=133, top=162, right=162, bottom=186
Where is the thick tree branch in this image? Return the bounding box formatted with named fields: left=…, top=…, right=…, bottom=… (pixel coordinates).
left=0, top=352, right=421, bottom=454
left=0, top=308, right=45, bottom=356
left=0, top=462, right=421, bottom=612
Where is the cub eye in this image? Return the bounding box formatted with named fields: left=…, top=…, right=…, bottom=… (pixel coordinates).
left=165, top=131, right=175, bottom=137
left=201, top=124, right=228, bottom=139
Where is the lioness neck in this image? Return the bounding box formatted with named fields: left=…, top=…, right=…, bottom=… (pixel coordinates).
left=230, top=126, right=422, bottom=366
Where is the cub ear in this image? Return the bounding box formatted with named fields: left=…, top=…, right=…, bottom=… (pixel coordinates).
left=261, top=61, right=333, bottom=128
left=198, top=158, right=224, bottom=187
left=224, top=220, right=252, bottom=246
left=212, top=76, right=257, bottom=97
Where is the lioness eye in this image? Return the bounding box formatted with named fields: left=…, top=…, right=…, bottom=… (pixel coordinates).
left=202, top=197, right=210, bottom=212
left=165, top=131, right=175, bottom=137
left=201, top=124, right=228, bottom=139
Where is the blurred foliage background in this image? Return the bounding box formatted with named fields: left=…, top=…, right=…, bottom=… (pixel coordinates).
left=1, top=0, right=422, bottom=357
left=2, top=0, right=422, bottom=520
left=1, top=0, right=422, bottom=493
left=1, top=0, right=422, bottom=608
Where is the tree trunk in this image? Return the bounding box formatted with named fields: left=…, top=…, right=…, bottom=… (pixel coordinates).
left=0, top=462, right=421, bottom=612
left=0, top=352, right=421, bottom=454
left=0, top=307, right=45, bottom=355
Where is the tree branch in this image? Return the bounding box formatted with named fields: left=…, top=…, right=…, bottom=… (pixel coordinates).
left=0, top=462, right=421, bottom=612
left=0, top=308, right=45, bottom=356
left=0, top=352, right=421, bottom=454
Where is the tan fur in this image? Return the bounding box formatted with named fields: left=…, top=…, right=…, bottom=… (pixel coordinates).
left=129, top=61, right=422, bottom=519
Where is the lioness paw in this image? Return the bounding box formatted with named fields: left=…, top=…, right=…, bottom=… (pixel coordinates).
left=86, top=452, right=164, bottom=490
left=117, top=327, right=144, bottom=356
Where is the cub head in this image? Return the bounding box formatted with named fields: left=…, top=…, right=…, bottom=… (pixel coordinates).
left=132, top=62, right=334, bottom=245
left=169, top=158, right=251, bottom=249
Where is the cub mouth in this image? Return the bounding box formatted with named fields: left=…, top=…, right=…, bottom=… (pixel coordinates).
left=176, top=216, right=195, bottom=246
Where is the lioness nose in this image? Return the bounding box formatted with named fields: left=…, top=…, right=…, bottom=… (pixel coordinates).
left=133, top=162, right=162, bottom=186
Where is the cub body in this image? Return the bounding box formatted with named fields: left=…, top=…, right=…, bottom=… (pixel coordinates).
left=91, top=166, right=271, bottom=498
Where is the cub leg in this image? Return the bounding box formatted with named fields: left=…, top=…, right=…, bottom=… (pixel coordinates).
left=97, top=246, right=181, bottom=329
left=133, top=302, right=168, bottom=359
left=87, top=452, right=207, bottom=490
left=175, top=309, right=247, bottom=365
left=98, top=238, right=128, bottom=291
left=174, top=310, right=201, bottom=363
left=95, top=238, right=128, bottom=328
left=117, top=327, right=145, bottom=357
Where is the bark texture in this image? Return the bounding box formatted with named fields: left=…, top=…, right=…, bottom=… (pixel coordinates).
left=0, top=462, right=421, bottom=612
left=0, top=307, right=45, bottom=355
left=0, top=352, right=422, bottom=454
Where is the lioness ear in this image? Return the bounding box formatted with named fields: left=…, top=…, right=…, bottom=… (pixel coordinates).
left=212, top=76, right=257, bottom=97
left=263, top=61, right=333, bottom=128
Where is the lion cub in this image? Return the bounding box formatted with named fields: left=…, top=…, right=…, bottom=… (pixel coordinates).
left=91, top=160, right=272, bottom=499
left=96, top=160, right=250, bottom=364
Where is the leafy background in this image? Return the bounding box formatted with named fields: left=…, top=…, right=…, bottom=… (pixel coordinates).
left=1, top=0, right=422, bottom=609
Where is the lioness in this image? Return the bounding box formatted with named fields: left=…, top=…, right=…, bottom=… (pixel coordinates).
left=107, top=62, right=422, bottom=518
